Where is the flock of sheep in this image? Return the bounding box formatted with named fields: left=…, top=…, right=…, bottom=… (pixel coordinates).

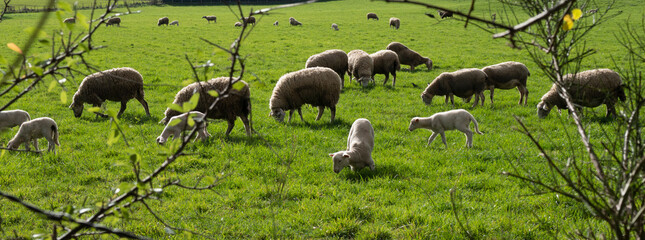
left=0, top=11, right=627, bottom=174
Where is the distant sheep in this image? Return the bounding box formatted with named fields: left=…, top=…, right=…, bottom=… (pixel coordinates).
left=537, top=69, right=625, bottom=118
left=386, top=42, right=433, bottom=71
left=106, top=17, right=121, bottom=27
left=69, top=67, right=150, bottom=118
left=242, top=16, right=256, bottom=25
left=329, top=118, right=375, bottom=173
left=157, top=111, right=210, bottom=145
left=274, top=21, right=279, bottom=26
left=7, top=117, right=60, bottom=152
left=202, top=15, right=217, bottom=23
left=347, top=49, right=374, bottom=87
left=162, top=77, right=251, bottom=137
left=421, top=68, right=487, bottom=108
left=367, top=12, right=379, bottom=20
left=370, top=50, right=400, bottom=87
left=305, top=49, right=348, bottom=88
left=438, top=10, right=453, bottom=19
left=389, top=17, right=400, bottom=29
left=234, top=22, right=242, bottom=27
left=331, top=23, right=339, bottom=31
left=269, top=67, right=341, bottom=123
left=289, top=17, right=302, bottom=26
left=408, top=109, right=483, bottom=148
left=63, top=17, right=75, bottom=24
left=158, top=17, right=169, bottom=26
left=0, top=110, right=31, bottom=129
left=169, top=20, right=179, bottom=26
left=481, top=61, right=530, bottom=106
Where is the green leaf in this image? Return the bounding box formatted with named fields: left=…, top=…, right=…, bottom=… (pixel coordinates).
left=204, top=176, right=216, bottom=184
left=167, top=103, right=184, bottom=113
left=182, top=79, right=194, bottom=86
left=57, top=1, right=73, bottom=12
left=60, top=91, right=67, bottom=104
left=129, top=153, right=140, bottom=165
left=87, top=107, right=101, bottom=113
left=207, top=90, right=219, bottom=97
left=183, top=93, right=200, bottom=112
left=232, top=81, right=246, bottom=91
left=30, top=66, right=43, bottom=76
left=78, top=42, right=89, bottom=52
left=77, top=13, right=90, bottom=30
left=48, top=80, right=57, bottom=92
left=107, top=128, right=120, bottom=146
left=106, top=109, right=118, bottom=119
left=0, top=149, right=5, bottom=159
left=116, top=182, right=134, bottom=194
left=187, top=116, right=195, bottom=127
left=168, top=118, right=181, bottom=127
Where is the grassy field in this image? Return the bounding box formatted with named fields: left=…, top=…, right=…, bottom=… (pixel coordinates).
left=0, top=0, right=642, bottom=238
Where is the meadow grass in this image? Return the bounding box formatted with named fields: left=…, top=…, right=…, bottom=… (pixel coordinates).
left=0, top=0, right=641, bottom=238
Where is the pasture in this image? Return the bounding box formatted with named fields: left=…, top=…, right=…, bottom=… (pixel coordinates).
left=0, top=0, right=642, bottom=238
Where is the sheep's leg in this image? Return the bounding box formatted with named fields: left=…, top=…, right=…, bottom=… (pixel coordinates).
left=297, top=108, right=305, bottom=122
left=471, top=94, right=479, bottom=108
left=32, top=139, right=39, bottom=152
left=392, top=71, right=396, bottom=87
left=410, top=65, right=415, bottom=71
left=288, top=110, right=294, bottom=123
left=240, top=115, right=251, bottom=136
left=440, top=132, right=448, bottom=148
left=459, top=128, right=474, bottom=148
left=449, top=94, right=455, bottom=108
left=137, top=97, right=151, bottom=117
left=444, top=96, right=450, bottom=104
left=518, top=85, right=528, bottom=105
left=383, top=73, right=389, bottom=86
left=316, top=106, right=324, bottom=121
left=479, top=92, right=486, bottom=106
left=330, top=106, right=336, bottom=122
left=489, top=88, right=495, bottom=107
left=118, top=100, right=128, bottom=117
left=427, top=132, right=439, bottom=147
left=606, top=104, right=616, bottom=118
left=225, top=119, right=235, bottom=137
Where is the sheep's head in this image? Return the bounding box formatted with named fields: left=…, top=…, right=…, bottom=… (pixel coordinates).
left=421, top=92, right=433, bottom=105
left=156, top=136, right=167, bottom=145
left=408, top=118, right=420, bottom=131
left=69, top=100, right=83, bottom=118
left=537, top=101, right=551, bottom=118
left=329, top=152, right=350, bottom=173
left=425, top=58, right=433, bottom=70
left=6, top=140, right=19, bottom=150
left=270, top=108, right=286, bottom=122
left=358, top=76, right=372, bottom=87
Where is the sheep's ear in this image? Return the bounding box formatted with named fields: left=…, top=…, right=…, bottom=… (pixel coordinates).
left=414, top=118, right=419, bottom=123
left=342, top=154, right=350, bottom=158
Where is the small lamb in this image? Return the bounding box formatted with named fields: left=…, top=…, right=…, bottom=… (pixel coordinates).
left=7, top=117, right=60, bottom=152
left=329, top=118, right=375, bottom=173
left=331, top=23, right=339, bottom=31
left=0, top=110, right=31, bottom=129
left=408, top=109, right=483, bottom=148
left=157, top=111, right=210, bottom=145
left=169, top=20, right=179, bottom=26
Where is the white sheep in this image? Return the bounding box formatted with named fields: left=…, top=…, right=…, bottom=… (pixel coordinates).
left=69, top=67, right=150, bottom=118
left=269, top=67, right=341, bottom=123
left=202, top=15, right=216, bottom=23
left=305, top=49, right=348, bottom=88
left=481, top=61, right=530, bottom=106
left=367, top=12, right=379, bottom=20
left=242, top=16, right=256, bottom=26
left=421, top=68, right=487, bottom=108
left=408, top=109, right=483, bottom=148
left=537, top=69, right=626, bottom=118
left=329, top=118, right=375, bottom=173
left=289, top=17, right=302, bottom=26
left=386, top=42, right=433, bottom=71
left=389, top=17, right=400, bottom=29
left=331, top=23, right=339, bottom=31
left=169, top=20, right=179, bottom=26
left=347, top=50, right=374, bottom=87
left=7, top=117, right=60, bottom=152
left=63, top=17, right=75, bottom=24
left=0, top=110, right=31, bottom=129
left=273, top=21, right=279, bottom=26
left=106, top=17, right=121, bottom=27
left=370, top=50, right=400, bottom=87
left=234, top=22, right=243, bottom=27
left=158, top=17, right=169, bottom=26
left=157, top=111, right=210, bottom=145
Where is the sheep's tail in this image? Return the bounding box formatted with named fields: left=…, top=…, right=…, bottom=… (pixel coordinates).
left=616, top=85, right=626, bottom=102
left=51, top=125, right=60, bottom=146
left=470, top=113, right=483, bottom=135
left=243, top=96, right=253, bottom=133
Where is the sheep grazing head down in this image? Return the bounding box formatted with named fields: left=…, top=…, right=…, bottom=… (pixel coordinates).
left=536, top=101, right=552, bottom=119
left=424, top=58, right=433, bottom=70
left=421, top=93, right=434, bottom=105
left=270, top=108, right=286, bottom=122
left=69, top=98, right=84, bottom=118
left=329, top=152, right=351, bottom=173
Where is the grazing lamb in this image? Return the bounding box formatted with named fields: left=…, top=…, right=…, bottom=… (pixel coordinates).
left=158, top=17, right=169, bottom=26
left=537, top=68, right=625, bottom=118
left=169, top=20, right=179, bottom=26
left=7, top=117, right=60, bottom=152
left=331, top=23, right=339, bottom=31
left=305, top=49, right=348, bottom=88
left=0, top=110, right=31, bottom=129
left=389, top=17, right=400, bottom=29
left=157, top=111, right=210, bottom=145
left=438, top=10, right=453, bottom=19
left=367, top=12, right=379, bottom=20
left=481, top=61, right=530, bottom=106
left=242, top=16, right=256, bottom=25
left=234, top=22, right=242, bottom=27
left=162, top=77, right=251, bottom=137
left=386, top=42, right=433, bottom=71
left=408, top=109, right=483, bottom=148
left=421, top=68, right=487, bottom=108
left=329, top=118, right=375, bottom=173
left=289, top=17, right=302, bottom=26
left=202, top=15, right=217, bottom=23
left=273, top=21, right=279, bottom=26
left=106, top=17, right=121, bottom=27
left=63, top=17, right=75, bottom=24
left=69, top=67, right=150, bottom=118
left=370, top=50, right=401, bottom=87
left=347, top=50, right=374, bottom=87
left=269, top=67, right=341, bottom=123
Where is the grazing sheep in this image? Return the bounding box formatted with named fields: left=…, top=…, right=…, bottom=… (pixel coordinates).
left=158, top=17, right=169, bottom=26
left=408, top=109, right=483, bottom=148
left=305, top=49, right=348, bottom=88
left=386, top=42, right=433, bottom=71
left=69, top=67, right=150, bottom=118
left=273, top=21, right=279, bottom=26
left=389, top=17, right=400, bottom=29
left=289, top=17, right=302, bottom=26
left=269, top=67, right=341, bottom=123
left=481, top=61, right=530, bottom=106
left=242, top=16, right=256, bottom=25
left=367, top=12, right=379, bottom=20
left=106, top=17, right=121, bottom=27
left=7, top=117, right=60, bottom=152
left=63, top=17, right=75, bottom=24
left=169, top=20, right=179, bottom=26
left=421, top=68, right=487, bottom=108
left=329, top=118, right=375, bottom=173
left=537, top=69, right=625, bottom=118
left=0, top=110, right=31, bottom=129
left=202, top=15, right=217, bottom=23
left=162, top=77, right=251, bottom=137
left=331, top=23, right=339, bottom=31
left=234, top=22, right=243, bottom=27
left=370, top=50, right=401, bottom=87
left=438, top=10, right=453, bottom=19
left=347, top=50, right=374, bottom=87
left=157, top=111, right=210, bottom=145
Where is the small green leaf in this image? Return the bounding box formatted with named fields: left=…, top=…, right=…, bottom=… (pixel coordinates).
left=107, top=127, right=120, bottom=146
left=232, top=81, right=246, bottom=91
left=48, top=80, right=57, bottom=92
left=183, top=93, right=200, bottom=112
left=78, top=42, right=89, bottom=52
left=208, top=90, right=219, bottom=97
left=116, top=182, right=134, bottom=194
left=77, top=13, right=90, bottom=30
left=87, top=107, right=101, bottom=113
left=168, top=118, right=181, bottom=127
left=182, top=79, right=194, bottom=86
left=187, top=116, right=195, bottom=127
left=57, top=1, right=73, bottom=12
left=30, top=66, right=43, bottom=76
left=204, top=176, right=216, bottom=184
left=129, top=153, right=140, bottom=165
left=106, top=109, right=118, bottom=119
left=0, top=149, right=5, bottom=159
left=167, top=103, right=184, bottom=112
left=60, top=91, right=67, bottom=104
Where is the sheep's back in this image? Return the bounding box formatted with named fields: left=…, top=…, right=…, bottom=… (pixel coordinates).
left=169, top=77, right=250, bottom=120
left=482, top=61, right=529, bottom=85
left=78, top=67, right=143, bottom=102
left=270, top=67, right=341, bottom=110
left=370, top=50, right=400, bottom=74
left=305, top=50, right=348, bottom=76
left=561, top=69, right=622, bottom=107
left=446, top=68, right=486, bottom=97
left=386, top=42, right=408, bottom=53
left=348, top=118, right=374, bottom=151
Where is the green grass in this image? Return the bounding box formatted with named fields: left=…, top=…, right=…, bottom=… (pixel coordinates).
left=0, top=0, right=641, bottom=238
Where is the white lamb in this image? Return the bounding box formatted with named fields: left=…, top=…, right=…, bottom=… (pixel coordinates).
left=0, top=110, right=31, bottom=129
left=157, top=111, right=210, bottom=145
left=6, top=117, right=60, bottom=152
left=408, top=109, right=483, bottom=148
left=329, top=118, right=375, bottom=173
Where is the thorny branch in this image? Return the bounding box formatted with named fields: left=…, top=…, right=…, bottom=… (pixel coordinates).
left=0, top=0, right=10, bottom=23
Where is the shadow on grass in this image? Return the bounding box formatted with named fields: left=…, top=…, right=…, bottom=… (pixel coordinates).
left=341, top=163, right=404, bottom=183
